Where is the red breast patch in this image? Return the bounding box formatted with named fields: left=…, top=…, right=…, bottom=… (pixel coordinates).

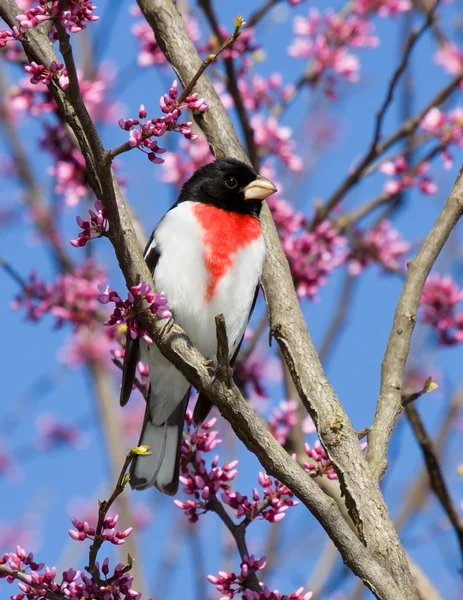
left=192, top=203, right=262, bottom=301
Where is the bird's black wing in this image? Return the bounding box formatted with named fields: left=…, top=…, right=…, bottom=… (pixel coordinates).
left=119, top=231, right=160, bottom=406
left=192, top=285, right=260, bottom=426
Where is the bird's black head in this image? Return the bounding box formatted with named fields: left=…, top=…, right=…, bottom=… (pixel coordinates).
left=177, top=158, right=277, bottom=217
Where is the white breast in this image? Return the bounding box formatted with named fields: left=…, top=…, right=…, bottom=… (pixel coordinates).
left=152, top=201, right=265, bottom=358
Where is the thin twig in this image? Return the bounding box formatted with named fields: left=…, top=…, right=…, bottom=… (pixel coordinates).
left=404, top=402, right=463, bottom=566
left=107, top=17, right=244, bottom=161
left=86, top=451, right=134, bottom=581
left=0, top=565, right=64, bottom=600
left=369, top=0, right=440, bottom=155
left=314, top=72, right=462, bottom=225
left=245, top=0, right=280, bottom=29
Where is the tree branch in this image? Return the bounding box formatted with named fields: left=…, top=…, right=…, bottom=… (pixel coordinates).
left=404, top=402, right=463, bottom=566
left=367, top=167, right=463, bottom=480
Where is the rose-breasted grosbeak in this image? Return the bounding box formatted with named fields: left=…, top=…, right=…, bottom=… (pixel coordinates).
left=121, top=158, right=277, bottom=494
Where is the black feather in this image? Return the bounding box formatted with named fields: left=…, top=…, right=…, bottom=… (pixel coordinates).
left=119, top=233, right=161, bottom=407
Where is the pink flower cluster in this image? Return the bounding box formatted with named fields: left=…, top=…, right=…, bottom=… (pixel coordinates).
left=68, top=514, right=132, bottom=545
left=10, top=69, right=119, bottom=205
left=24, top=61, right=64, bottom=86
left=268, top=400, right=298, bottom=445
left=353, top=0, right=411, bottom=17
left=348, top=220, right=410, bottom=275
left=284, top=219, right=347, bottom=300
left=303, top=441, right=338, bottom=480
left=175, top=414, right=237, bottom=523
left=130, top=7, right=199, bottom=68
left=380, top=155, right=437, bottom=195
left=222, top=472, right=298, bottom=523
left=267, top=189, right=347, bottom=300
left=0, top=27, right=21, bottom=49
left=238, top=73, right=295, bottom=113
left=1, top=548, right=142, bottom=600
left=251, top=116, right=303, bottom=172
left=235, top=351, right=271, bottom=400
left=35, top=414, right=84, bottom=452
left=208, top=554, right=313, bottom=600
left=435, top=43, right=463, bottom=77
left=11, top=260, right=106, bottom=328
left=420, top=275, right=463, bottom=345
left=288, top=8, right=378, bottom=93
left=421, top=107, right=463, bottom=170
left=160, top=137, right=214, bottom=186
left=71, top=199, right=108, bottom=247
left=97, top=281, right=172, bottom=344
left=15, top=0, right=98, bottom=34
left=118, top=81, right=208, bottom=164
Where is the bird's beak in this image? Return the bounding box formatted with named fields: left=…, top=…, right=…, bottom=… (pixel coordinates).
left=243, top=175, right=277, bottom=201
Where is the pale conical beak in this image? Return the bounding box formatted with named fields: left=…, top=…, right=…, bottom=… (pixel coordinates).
left=243, top=175, right=277, bottom=201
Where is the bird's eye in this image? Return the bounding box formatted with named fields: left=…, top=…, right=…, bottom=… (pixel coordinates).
left=225, top=176, right=238, bottom=189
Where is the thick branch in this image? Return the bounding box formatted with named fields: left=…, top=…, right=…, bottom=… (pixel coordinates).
left=368, top=167, right=463, bottom=480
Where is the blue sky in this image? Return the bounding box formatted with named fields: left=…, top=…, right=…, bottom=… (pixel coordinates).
left=0, top=1, right=462, bottom=599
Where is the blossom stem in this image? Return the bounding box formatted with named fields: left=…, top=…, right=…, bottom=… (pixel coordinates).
left=86, top=452, right=134, bottom=582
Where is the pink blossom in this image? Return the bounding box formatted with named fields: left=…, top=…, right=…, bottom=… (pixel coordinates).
left=288, top=8, right=378, bottom=93
left=348, top=220, right=410, bottom=275
left=303, top=441, right=338, bottom=480
left=11, top=260, right=106, bottom=328
left=131, top=9, right=199, bottom=68
left=60, top=326, right=114, bottom=368
left=251, top=115, right=302, bottom=172
left=421, top=107, right=463, bottom=169
left=235, top=351, right=282, bottom=402
left=237, top=73, right=295, bottom=113
left=268, top=400, right=298, bottom=445
left=208, top=554, right=312, bottom=600
left=1, top=548, right=143, bottom=600
left=98, top=281, right=171, bottom=344
left=24, top=60, right=64, bottom=86
left=222, top=472, right=298, bottom=523
left=68, top=515, right=132, bottom=546
left=353, top=0, right=412, bottom=17
left=16, top=0, right=98, bottom=35
left=175, top=413, right=235, bottom=523
left=435, top=42, right=463, bottom=76
left=70, top=199, right=108, bottom=247
left=420, top=275, right=463, bottom=345
left=0, top=26, right=21, bottom=49
left=380, top=155, right=437, bottom=195
left=35, top=414, right=86, bottom=451
left=282, top=220, right=348, bottom=300
left=160, top=137, right=214, bottom=186
left=118, top=80, right=209, bottom=164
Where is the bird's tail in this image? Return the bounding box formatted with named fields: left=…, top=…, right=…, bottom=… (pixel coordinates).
left=130, top=389, right=190, bottom=495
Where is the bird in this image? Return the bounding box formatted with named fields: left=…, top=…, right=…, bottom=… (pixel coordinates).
left=120, top=158, right=277, bottom=495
